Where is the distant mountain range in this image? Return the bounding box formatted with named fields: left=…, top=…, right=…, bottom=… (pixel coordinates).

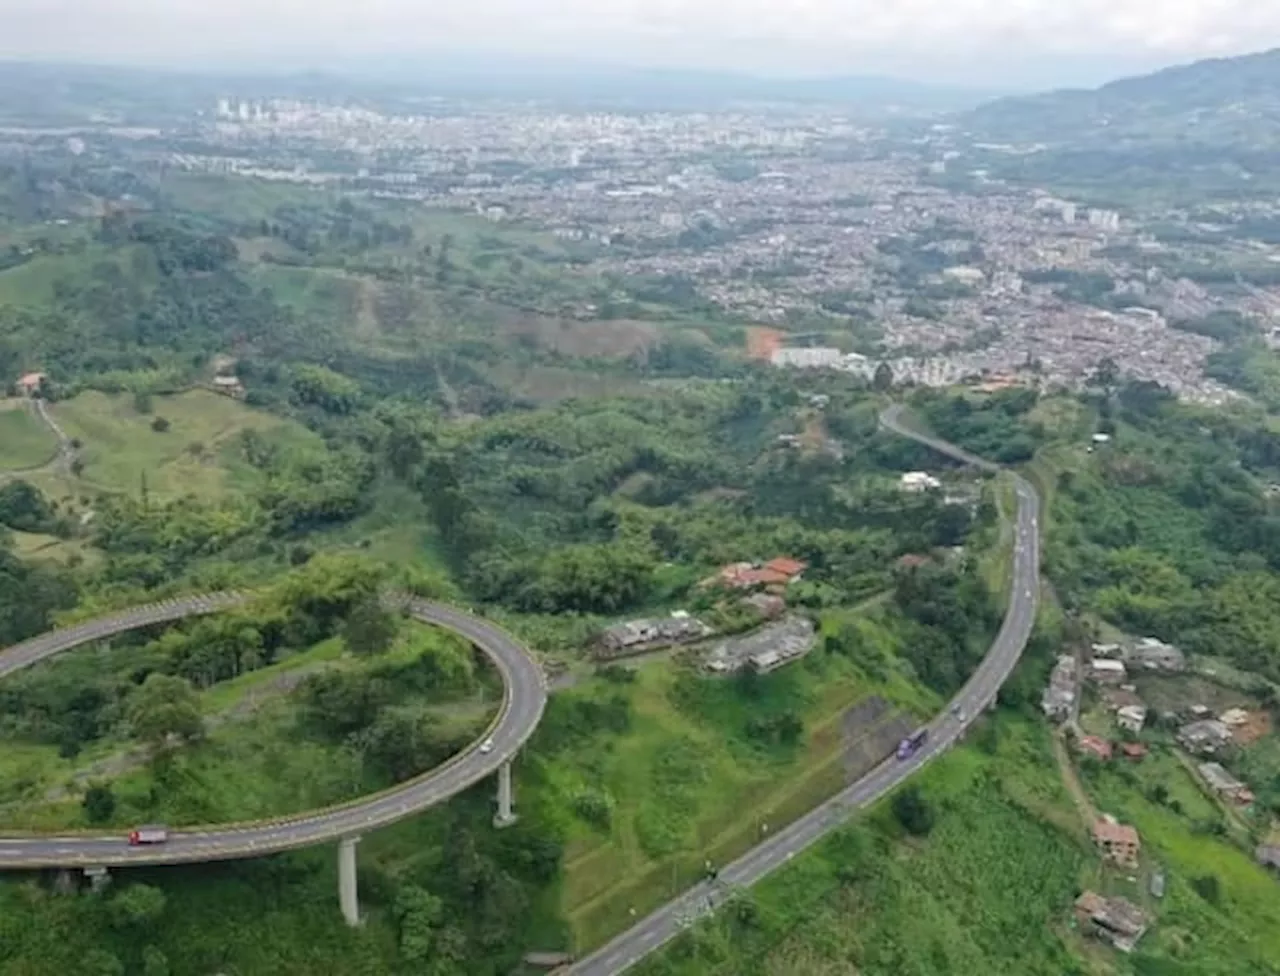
left=965, top=46, right=1280, bottom=147
left=304, top=55, right=997, bottom=114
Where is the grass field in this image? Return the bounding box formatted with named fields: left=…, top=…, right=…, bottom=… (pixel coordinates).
left=0, top=400, right=57, bottom=470
left=636, top=710, right=1280, bottom=976
left=633, top=714, right=1093, bottom=976
left=0, top=245, right=151, bottom=310
left=43, top=389, right=319, bottom=502
left=9, top=530, right=101, bottom=569
left=0, top=622, right=495, bottom=832
left=548, top=610, right=937, bottom=951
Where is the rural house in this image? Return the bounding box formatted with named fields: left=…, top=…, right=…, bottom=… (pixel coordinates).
left=1124, top=638, right=1186, bottom=672
left=1088, top=658, right=1127, bottom=685
left=1198, top=763, right=1255, bottom=807
left=900, top=471, right=942, bottom=493
left=1116, top=704, right=1147, bottom=734
left=16, top=372, right=45, bottom=397
left=1093, top=817, right=1141, bottom=868
left=597, top=613, right=711, bottom=659
left=704, top=557, right=807, bottom=591
left=1042, top=655, right=1077, bottom=722
left=1078, top=735, right=1114, bottom=761
left=1177, top=719, right=1233, bottom=756
left=704, top=616, right=816, bottom=675
left=1074, top=891, right=1150, bottom=953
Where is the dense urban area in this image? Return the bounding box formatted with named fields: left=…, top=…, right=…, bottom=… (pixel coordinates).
left=0, top=48, right=1278, bottom=976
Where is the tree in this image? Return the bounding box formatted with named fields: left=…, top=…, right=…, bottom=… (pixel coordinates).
left=141, top=946, right=170, bottom=976
left=1092, top=356, right=1120, bottom=392
left=127, top=673, right=204, bottom=749
left=872, top=362, right=894, bottom=392
left=81, top=950, right=125, bottom=976
left=150, top=416, right=170, bottom=433
left=82, top=783, right=116, bottom=824
left=342, top=597, right=399, bottom=657
left=891, top=784, right=935, bottom=836
left=110, top=883, right=167, bottom=929
left=0, top=480, right=59, bottom=534
left=395, top=885, right=446, bottom=966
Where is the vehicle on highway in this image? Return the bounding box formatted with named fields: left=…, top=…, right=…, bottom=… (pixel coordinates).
left=950, top=703, right=966, bottom=721
left=896, top=728, right=929, bottom=760
left=128, top=825, right=169, bottom=846
left=479, top=737, right=495, bottom=754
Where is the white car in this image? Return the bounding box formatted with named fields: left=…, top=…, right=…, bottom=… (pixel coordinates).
left=479, top=737, right=495, bottom=754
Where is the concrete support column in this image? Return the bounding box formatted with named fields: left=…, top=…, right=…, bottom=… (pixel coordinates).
left=494, top=759, right=517, bottom=828
left=338, top=836, right=361, bottom=927
left=83, top=866, right=110, bottom=893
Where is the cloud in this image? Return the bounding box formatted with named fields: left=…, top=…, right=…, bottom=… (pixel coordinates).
left=1, top=0, right=1278, bottom=81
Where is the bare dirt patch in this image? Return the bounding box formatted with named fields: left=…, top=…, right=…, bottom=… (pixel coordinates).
left=503, top=311, right=661, bottom=360
left=841, top=696, right=913, bottom=783
left=746, top=326, right=785, bottom=361
left=1233, top=710, right=1272, bottom=748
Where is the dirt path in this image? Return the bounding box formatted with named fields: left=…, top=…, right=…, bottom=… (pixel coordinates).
left=0, top=398, right=76, bottom=483
left=1052, top=730, right=1098, bottom=826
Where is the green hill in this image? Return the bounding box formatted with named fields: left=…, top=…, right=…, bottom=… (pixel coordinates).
left=967, top=46, right=1280, bottom=148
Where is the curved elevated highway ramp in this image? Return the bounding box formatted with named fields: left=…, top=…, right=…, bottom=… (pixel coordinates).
left=0, top=595, right=547, bottom=868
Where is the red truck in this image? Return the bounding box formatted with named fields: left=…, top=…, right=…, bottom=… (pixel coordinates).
left=128, top=825, right=169, bottom=846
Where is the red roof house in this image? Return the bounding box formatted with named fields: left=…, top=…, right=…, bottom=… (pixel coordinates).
left=764, top=557, right=808, bottom=580
left=1078, top=735, right=1114, bottom=761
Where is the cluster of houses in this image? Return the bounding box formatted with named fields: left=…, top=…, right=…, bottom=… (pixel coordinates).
left=595, top=612, right=712, bottom=660
left=1043, top=638, right=1189, bottom=725
left=1087, top=637, right=1187, bottom=683
left=700, top=556, right=808, bottom=592
left=592, top=555, right=807, bottom=662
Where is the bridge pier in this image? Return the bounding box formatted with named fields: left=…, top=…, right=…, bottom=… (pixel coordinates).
left=338, top=836, right=361, bottom=926
left=84, top=866, right=110, bottom=893
left=494, top=759, right=517, bottom=828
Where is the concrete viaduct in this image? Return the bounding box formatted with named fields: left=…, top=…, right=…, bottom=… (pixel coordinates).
left=0, top=592, right=548, bottom=925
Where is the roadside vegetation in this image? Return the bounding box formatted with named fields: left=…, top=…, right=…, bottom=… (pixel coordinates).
left=1, top=164, right=1275, bottom=976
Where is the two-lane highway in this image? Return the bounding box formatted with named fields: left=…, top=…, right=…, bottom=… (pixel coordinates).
left=565, top=404, right=1042, bottom=975
left=0, top=594, right=547, bottom=868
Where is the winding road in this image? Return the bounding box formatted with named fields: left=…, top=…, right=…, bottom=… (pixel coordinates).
left=563, top=404, right=1043, bottom=975
left=0, top=401, right=1041, bottom=968
left=0, top=594, right=547, bottom=868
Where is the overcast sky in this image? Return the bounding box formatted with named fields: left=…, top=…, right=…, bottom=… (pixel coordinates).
left=3, top=0, right=1279, bottom=88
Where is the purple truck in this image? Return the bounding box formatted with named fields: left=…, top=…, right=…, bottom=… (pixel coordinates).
left=896, top=728, right=928, bottom=760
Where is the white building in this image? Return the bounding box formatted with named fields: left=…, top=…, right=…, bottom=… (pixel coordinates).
left=1089, top=659, right=1128, bottom=684
left=771, top=347, right=842, bottom=369
left=1117, top=705, right=1147, bottom=734
left=900, top=471, right=942, bottom=493
left=1088, top=209, right=1122, bottom=233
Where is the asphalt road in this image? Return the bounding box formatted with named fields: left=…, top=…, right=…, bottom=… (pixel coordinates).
left=0, top=594, right=547, bottom=868
left=563, top=404, right=1042, bottom=976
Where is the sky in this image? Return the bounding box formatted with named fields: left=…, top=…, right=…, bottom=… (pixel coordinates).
left=3, top=0, right=1279, bottom=89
